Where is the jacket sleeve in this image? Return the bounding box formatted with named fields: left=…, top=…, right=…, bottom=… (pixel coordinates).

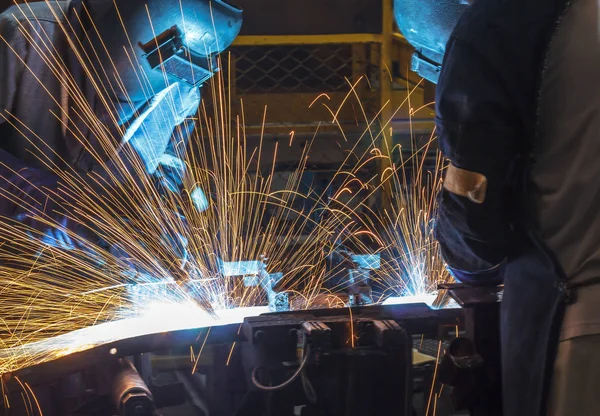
left=0, top=13, right=88, bottom=249
left=434, top=35, right=522, bottom=286
left=154, top=87, right=199, bottom=195
left=0, top=12, right=22, bottom=121
left=0, top=147, right=91, bottom=249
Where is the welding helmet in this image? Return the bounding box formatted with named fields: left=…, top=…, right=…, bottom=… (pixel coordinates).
left=81, top=0, right=242, bottom=102
left=394, top=0, right=471, bottom=83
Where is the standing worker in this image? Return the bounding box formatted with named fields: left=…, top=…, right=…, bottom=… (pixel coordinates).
left=0, top=0, right=241, bottom=254
left=432, top=0, right=599, bottom=415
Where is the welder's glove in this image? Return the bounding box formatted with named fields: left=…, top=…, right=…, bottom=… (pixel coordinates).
left=153, top=154, right=210, bottom=213
left=155, top=154, right=187, bottom=194
left=190, top=187, right=210, bottom=212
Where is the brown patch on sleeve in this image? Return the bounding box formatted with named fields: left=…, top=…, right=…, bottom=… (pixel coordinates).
left=443, top=164, right=488, bottom=204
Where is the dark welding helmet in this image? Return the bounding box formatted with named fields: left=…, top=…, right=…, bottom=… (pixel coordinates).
left=83, top=0, right=242, bottom=102
left=394, top=0, right=471, bottom=83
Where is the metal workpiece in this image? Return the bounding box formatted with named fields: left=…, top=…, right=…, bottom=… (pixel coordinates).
left=234, top=251, right=381, bottom=312
left=4, top=298, right=490, bottom=416
left=324, top=251, right=381, bottom=307
left=242, top=302, right=463, bottom=350
left=8, top=302, right=464, bottom=388
left=347, top=269, right=374, bottom=307
left=9, top=323, right=241, bottom=386
left=440, top=283, right=504, bottom=307
left=223, top=257, right=289, bottom=311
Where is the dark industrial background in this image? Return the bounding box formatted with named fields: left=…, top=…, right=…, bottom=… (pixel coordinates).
left=0, top=3, right=503, bottom=416
left=0, top=0, right=437, bottom=167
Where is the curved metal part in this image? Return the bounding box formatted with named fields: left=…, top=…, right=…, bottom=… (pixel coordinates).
left=9, top=304, right=464, bottom=387
left=394, top=0, right=470, bottom=83
left=8, top=306, right=271, bottom=385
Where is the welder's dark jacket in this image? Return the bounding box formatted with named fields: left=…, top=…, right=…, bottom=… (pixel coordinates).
left=434, top=1, right=574, bottom=415
left=0, top=1, right=200, bottom=249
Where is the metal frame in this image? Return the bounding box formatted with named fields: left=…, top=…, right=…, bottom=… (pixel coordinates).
left=233, top=34, right=385, bottom=46
left=10, top=303, right=463, bottom=386
left=231, top=0, right=417, bottom=206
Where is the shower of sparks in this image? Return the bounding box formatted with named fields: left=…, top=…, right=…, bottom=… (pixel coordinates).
left=425, top=340, right=443, bottom=416
left=307, top=87, right=454, bottom=305
left=347, top=134, right=453, bottom=306
left=0, top=0, right=359, bottom=373
left=0, top=0, right=452, bottom=376
left=332, top=94, right=452, bottom=307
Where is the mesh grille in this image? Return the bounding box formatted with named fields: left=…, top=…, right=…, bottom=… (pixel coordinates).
left=232, top=45, right=354, bottom=94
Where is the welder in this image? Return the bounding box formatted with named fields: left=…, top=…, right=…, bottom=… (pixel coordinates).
left=0, top=0, right=241, bottom=258
left=418, top=0, right=600, bottom=414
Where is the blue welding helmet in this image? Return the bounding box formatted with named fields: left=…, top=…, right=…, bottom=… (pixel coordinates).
left=394, top=0, right=472, bottom=83
left=83, top=0, right=242, bottom=102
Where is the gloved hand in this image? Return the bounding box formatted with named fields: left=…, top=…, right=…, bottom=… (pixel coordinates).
left=154, top=153, right=210, bottom=214
left=190, top=187, right=210, bottom=212
left=155, top=154, right=187, bottom=194
left=152, top=157, right=206, bottom=276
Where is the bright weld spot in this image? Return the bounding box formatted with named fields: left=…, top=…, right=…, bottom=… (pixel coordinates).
left=2, top=307, right=269, bottom=367
left=382, top=294, right=438, bottom=306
